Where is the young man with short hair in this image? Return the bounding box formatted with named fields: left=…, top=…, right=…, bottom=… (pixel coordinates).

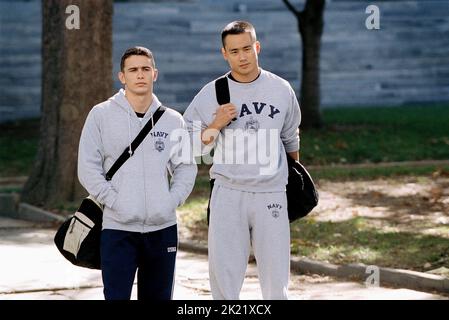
left=78, top=46, right=197, bottom=300
left=183, top=21, right=301, bottom=300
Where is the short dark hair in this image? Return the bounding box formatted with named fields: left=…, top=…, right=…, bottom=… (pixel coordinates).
left=221, top=21, right=257, bottom=48
left=120, top=46, right=155, bottom=71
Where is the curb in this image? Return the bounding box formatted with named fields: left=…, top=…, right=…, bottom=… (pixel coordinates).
left=0, top=176, right=28, bottom=184
left=0, top=193, right=19, bottom=218
left=179, top=241, right=208, bottom=256
left=1, top=196, right=447, bottom=296
left=17, top=203, right=66, bottom=222
left=0, top=193, right=66, bottom=223
left=290, top=257, right=449, bottom=295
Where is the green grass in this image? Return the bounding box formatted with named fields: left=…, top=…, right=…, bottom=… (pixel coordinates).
left=289, top=217, right=449, bottom=271
left=0, top=119, right=39, bottom=177
left=179, top=196, right=209, bottom=227
left=0, top=186, right=22, bottom=194
left=309, top=164, right=449, bottom=181
left=300, top=105, right=449, bottom=165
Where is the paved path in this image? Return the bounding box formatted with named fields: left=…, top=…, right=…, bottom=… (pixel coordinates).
left=0, top=217, right=446, bottom=300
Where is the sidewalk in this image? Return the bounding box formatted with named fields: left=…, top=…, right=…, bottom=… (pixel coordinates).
left=0, top=217, right=447, bottom=300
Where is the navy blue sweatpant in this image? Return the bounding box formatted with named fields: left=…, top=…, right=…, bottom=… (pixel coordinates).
left=100, top=224, right=178, bottom=300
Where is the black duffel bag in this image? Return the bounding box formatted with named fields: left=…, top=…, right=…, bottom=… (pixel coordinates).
left=54, top=196, right=103, bottom=269
left=286, top=153, right=319, bottom=222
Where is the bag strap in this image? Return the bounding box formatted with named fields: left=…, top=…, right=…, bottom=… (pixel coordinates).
left=215, top=76, right=230, bottom=105
left=105, top=106, right=166, bottom=181
left=214, top=75, right=236, bottom=124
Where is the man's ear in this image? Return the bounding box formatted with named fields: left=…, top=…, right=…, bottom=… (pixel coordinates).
left=118, top=71, right=125, bottom=85
left=221, top=47, right=228, bottom=61
left=153, top=69, right=159, bottom=82
left=255, top=41, right=261, bottom=54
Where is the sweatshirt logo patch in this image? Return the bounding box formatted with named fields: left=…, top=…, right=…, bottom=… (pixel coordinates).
left=167, top=246, right=177, bottom=253
left=244, top=116, right=260, bottom=133
left=150, top=131, right=168, bottom=152
left=155, top=139, right=165, bottom=152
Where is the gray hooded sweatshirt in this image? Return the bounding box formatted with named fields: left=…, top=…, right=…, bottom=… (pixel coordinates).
left=183, top=69, right=301, bottom=193
left=78, top=89, right=197, bottom=233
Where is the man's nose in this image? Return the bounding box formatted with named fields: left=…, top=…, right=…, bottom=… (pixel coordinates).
left=238, top=51, right=247, bottom=61
left=137, top=69, right=144, bottom=78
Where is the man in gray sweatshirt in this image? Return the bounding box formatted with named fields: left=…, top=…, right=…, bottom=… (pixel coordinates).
left=78, top=46, right=197, bottom=300
left=183, top=21, right=301, bottom=299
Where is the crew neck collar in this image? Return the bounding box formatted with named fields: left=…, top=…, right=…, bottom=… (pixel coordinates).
left=227, top=68, right=263, bottom=85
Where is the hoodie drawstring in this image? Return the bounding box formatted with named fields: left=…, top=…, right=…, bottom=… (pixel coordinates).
left=128, top=108, right=133, bottom=156
left=151, top=111, right=154, bottom=129
left=127, top=109, right=154, bottom=157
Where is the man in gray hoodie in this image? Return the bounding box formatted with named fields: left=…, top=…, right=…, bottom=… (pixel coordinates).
left=78, top=46, right=197, bottom=300
left=183, top=21, right=301, bottom=299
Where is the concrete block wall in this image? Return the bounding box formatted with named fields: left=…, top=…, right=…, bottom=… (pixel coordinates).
left=0, top=0, right=448, bottom=122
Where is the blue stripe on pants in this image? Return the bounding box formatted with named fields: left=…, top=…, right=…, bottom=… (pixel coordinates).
left=100, top=224, right=178, bottom=300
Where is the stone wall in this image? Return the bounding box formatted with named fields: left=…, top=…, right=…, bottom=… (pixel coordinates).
left=0, top=0, right=448, bottom=122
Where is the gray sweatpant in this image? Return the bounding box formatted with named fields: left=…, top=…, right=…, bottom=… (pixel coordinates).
left=208, top=184, right=290, bottom=300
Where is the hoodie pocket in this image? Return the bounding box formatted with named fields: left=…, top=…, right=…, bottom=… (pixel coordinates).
left=145, top=183, right=177, bottom=226
left=111, top=170, right=146, bottom=224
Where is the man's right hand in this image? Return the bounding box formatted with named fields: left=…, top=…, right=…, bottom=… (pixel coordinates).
left=211, top=103, right=238, bottom=130
left=201, top=103, right=238, bottom=145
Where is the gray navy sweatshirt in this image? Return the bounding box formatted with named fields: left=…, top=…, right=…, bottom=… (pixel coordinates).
left=183, top=69, right=301, bottom=193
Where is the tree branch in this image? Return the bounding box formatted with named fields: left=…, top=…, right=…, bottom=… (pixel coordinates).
left=282, top=0, right=300, bottom=17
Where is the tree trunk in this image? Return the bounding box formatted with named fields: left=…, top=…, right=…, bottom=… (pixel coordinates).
left=283, top=0, right=325, bottom=129
left=21, top=0, right=113, bottom=207
left=299, top=0, right=325, bottom=129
